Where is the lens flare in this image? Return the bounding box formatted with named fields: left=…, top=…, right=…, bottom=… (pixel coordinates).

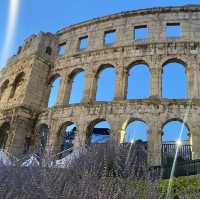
left=176, top=140, right=182, bottom=146
left=0, top=0, right=20, bottom=68
left=166, top=104, right=191, bottom=199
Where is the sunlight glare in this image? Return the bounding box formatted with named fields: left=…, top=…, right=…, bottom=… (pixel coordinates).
left=0, top=0, right=20, bottom=68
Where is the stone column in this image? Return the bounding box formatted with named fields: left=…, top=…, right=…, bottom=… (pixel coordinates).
left=47, top=118, right=60, bottom=155
left=94, top=31, right=104, bottom=49
left=190, top=126, right=200, bottom=159
left=82, top=71, right=96, bottom=103
left=147, top=124, right=162, bottom=166
left=150, top=67, right=162, bottom=98
left=116, top=25, right=126, bottom=46
left=109, top=117, right=124, bottom=144
left=8, top=117, right=34, bottom=157
left=159, top=21, right=166, bottom=41
left=187, top=65, right=199, bottom=99
left=73, top=122, right=87, bottom=148
left=181, top=21, right=190, bottom=40
left=56, top=72, right=71, bottom=105
left=114, top=67, right=127, bottom=101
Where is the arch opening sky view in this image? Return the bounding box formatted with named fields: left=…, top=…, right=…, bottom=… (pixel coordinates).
left=0, top=0, right=198, bottom=143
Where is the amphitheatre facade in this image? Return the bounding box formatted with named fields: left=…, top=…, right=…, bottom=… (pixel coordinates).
left=0, top=5, right=200, bottom=166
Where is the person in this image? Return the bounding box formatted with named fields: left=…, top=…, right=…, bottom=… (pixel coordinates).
left=40, top=134, right=46, bottom=149
left=23, top=135, right=31, bottom=154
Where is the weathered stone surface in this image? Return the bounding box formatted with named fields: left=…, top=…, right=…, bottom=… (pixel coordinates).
left=0, top=5, right=200, bottom=165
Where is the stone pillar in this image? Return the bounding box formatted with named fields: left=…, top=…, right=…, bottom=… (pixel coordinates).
left=8, top=117, right=34, bottom=157
left=190, top=126, right=200, bottom=159
left=82, top=71, right=96, bottom=103
left=187, top=65, right=199, bottom=99
left=47, top=119, right=60, bottom=155
left=109, top=118, right=124, bottom=144
left=56, top=72, right=71, bottom=105
left=73, top=122, right=87, bottom=148
left=150, top=67, right=162, bottom=98
left=147, top=125, right=162, bottom=166
left=114, top=67, right=126, bottom=101
left=116, top=25, right=126, bottom=46
left=181, top=21, right=190, bottom=40
left=158, top=21, right=166, bottom=41
left=119, top=129, right=125, bottom=144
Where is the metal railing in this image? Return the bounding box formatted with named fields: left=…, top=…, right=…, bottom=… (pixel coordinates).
left=161, top=159, right=200, bottom=179
left=161, top=141, right=192, bottom=167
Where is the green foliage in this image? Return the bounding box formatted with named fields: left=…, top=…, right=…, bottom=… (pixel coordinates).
left=160, top=175, right=200, bottom=198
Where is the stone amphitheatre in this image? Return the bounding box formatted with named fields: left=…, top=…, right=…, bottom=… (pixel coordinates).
left=0, top=4, right=200, bottom=167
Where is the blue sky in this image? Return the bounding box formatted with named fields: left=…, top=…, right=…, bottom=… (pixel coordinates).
left=0, top=0, right=199, bottom=64
left=0, top=0, right=197, bottom=144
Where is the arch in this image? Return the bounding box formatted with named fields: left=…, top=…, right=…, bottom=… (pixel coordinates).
left=0, top=79, right=9, bottom=101
left=0, top=122, right=10, bottom=149
left=68, top=68, right=85, bottom=104
left=10, top=72, right=25, bottom=99
left=162, top=59, right=187, bottom=99
left=161, top=118, right=190, bottom=132
left=126, top=62, right=150, bottom=99
left=48, top=73, right=60, bottom=85
left=124, top=119, right=149, bottom=143
left=45, top=46, right=52, bottom=55
left=161, top=119, right=191, bottom=166
left=161, top=119, right=190, bottom=142
left=57, top=121, right=77, bottom=154
left=48, top=74, right=61, bottom=108
left=95, top=64, right=116, bottom=101
left=127, top=60, right=149, bottom=70
left=86, top=118, right=111, bottom=144
left=162, top=58, right=186, bottom=68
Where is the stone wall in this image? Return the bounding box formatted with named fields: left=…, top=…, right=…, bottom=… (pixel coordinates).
left=0, top=5, right=200, bottom=165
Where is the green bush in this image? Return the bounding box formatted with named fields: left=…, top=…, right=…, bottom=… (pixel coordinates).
left=160, top=175, right=200, bottom=198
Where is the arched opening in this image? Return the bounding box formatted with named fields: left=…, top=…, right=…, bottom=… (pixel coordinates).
left=161, top=119, right=191, bottom=166
left=57, top=122, right=77, bottom=158
left=0, top=122, right=10, bottom=149
left=124, top=120, right=148, bottom=143
left=69, top=69, right=85, bottom=104
left=0, top=80, right=9, bottom=101
left=10, top=72, right=25, bottom=99
left=45, top=46, right=52, bottom=55
left=87, top=119, right=111, bottom=144
left=96, top=65, right=116, bottom=101
left=37, top=124, right=49, bottom=151
left=126, top=63, right=150, bottom=99
left=48, top=74, right=61, bottom=108
left=162, top=60, right=187, bottom=99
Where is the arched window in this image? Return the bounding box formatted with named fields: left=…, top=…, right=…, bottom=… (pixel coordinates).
left=0, top=80, right=9, bottom=101
left=161, top=119, right=191, bottom=166
left=162, top=120, right=189, bottom=143
left=127, top=63, right=150, bottom=99
left=162, top=60, right=187, bottom=99
left=45, top=46, right=52, bottom=56
left=96, top=65, right=116, bottom=101
left=0, top=122, right=10, bottom=149
left=124, top=120, right=148, bottom=143
left=10, top=72, right=25, bottom=99
left=69, top=70, right=85, bottom=104
left=48, top=74, right=61, bottom=108
left=87, top=119, right=111, bottom=144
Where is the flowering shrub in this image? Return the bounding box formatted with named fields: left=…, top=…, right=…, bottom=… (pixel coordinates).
left=0, top=143, right=199, bottom=198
